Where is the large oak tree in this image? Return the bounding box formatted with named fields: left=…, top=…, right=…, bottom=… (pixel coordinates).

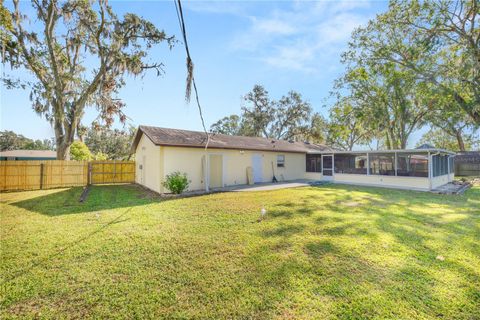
left=1, top=0, right=173, bottom=159
left=350, top=0, right=480, bottom=125
left=210, top=85, right=323, bottom=142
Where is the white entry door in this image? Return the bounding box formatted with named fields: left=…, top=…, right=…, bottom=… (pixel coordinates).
left=251, top=154, right=263, bottom=183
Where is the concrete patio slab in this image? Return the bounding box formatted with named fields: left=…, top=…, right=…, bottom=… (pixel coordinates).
left=218, top=180, right=322, bottom=192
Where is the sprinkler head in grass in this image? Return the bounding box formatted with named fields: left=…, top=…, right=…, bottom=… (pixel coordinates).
left=257, top=207, right=267, bottom=222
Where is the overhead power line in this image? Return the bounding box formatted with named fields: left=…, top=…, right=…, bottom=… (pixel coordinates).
left=173, top=0, right=210, bottom=149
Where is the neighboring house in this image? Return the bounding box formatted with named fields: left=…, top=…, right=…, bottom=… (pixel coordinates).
left=0, top=150, right=56, bottom=161
left=131, top=125, right=455, bottom=193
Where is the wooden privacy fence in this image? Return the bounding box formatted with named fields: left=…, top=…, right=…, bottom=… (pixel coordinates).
left=89, top=161, right=135, bottom=184
left=0, top=160, right=135, bottom=192
left=455, top=163, right=480, bottom=176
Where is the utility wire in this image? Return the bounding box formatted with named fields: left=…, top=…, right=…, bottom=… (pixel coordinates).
left=174, top=0, right=210, bottom=150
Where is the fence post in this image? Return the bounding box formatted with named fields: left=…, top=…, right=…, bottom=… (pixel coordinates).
left=88, top=162, right=92, bottom=185
left=40, top=163, right=44, bottom=190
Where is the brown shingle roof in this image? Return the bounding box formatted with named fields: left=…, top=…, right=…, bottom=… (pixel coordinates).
left=131, top=126, right=333, bottom=154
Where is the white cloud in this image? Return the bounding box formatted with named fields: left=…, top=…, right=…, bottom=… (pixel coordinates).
left=253, top=17, right=297, bottom=35
left=184, top=1, right=250, bottom=16
left=230, top=1, right=375, bottom=73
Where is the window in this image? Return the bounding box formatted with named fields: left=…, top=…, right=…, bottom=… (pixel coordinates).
left=334, top=154, right=367, bottom=174
left=369, top=154, right=395, bottom=175
left=448, top=156, right=454, bottom=174
left=306, top=154, right=322, bottom=172
left=397, top=153, right=428, bottom=177
left=433, top=154, right=449, bottom=177
left=277, top=155, right=285, bottom=167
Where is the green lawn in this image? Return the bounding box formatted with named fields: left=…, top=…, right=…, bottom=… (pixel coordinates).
left=1, top=184, right=479, bottom=319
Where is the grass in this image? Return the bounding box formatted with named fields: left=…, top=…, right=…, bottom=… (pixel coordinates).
left=1, top=184, right=479, bottom=319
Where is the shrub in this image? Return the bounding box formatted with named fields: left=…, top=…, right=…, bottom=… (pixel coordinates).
left=69, top=141, right=92, bottom=160
left=93, top=152, right=108, bottom=160
left=162, top=172, right=189, bottom=194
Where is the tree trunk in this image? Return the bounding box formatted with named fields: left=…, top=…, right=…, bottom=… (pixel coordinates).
left=385, top=133, right=391, bottom=150
left=56, top=141, right=71, bottom=160
left=53, top=117, right=75, bottom=160
left=455, top=130, right=466, bottom=151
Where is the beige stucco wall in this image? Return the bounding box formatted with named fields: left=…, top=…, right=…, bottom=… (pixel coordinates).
left=135, top=134, right=162, bottom=193
left=162, top=146, right=306, bottom=191
left=431, top=173, right=454, bottom=190
left=333, top=173, right=431, bottom=191
left=304, top=172, right=323, bottom=180
left=135, top=133, right=454, bottom=193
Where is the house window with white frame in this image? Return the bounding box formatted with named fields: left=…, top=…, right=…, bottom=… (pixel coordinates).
left=277, top=155, right=285, bottom=167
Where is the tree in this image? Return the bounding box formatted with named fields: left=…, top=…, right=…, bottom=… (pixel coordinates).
left=69, top=140, right=91, bottom=160
left=210, top=115, right=243, bottom=135
left=2, top=0, right=174, bottom=159
left=270, top=91, right=312, bottom=140
left=0, top=130, right=31, bottom=151
left=84, top=125, right=135, bottom=160
left=326, top=98, right=372, bottom=150
left=350, top=0, right=480, bottom=124
left=417, top=127, right=479, bottom=151
left=241, top=85, right=274, bottom=137
left=24, top=138, right=55, bottom=151
left=300, top=112, right=328, bottom=144
left=422, top=89, right=479, bottom=151
left=211, top=85, right=322, bottom=142
left=335, top=58, right=428, bottom=149
left=0, top=130, right=54, bottom=151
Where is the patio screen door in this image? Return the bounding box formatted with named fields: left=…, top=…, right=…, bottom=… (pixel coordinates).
left=322, top=155, right=333, bottom=178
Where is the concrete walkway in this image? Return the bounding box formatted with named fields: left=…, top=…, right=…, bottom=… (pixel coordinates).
left=218, top=180, right=320, bottom=192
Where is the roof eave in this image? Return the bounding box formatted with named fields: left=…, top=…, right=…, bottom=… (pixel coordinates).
left=307, top=148, right=456, bottom=155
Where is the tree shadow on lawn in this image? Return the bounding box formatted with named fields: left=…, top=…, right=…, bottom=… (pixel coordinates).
left=251, top=186, right=480, bottom=318
left=244, top=233, right=443, bottom=318
left=2, top=207, right=134, bottom=285
left=8, top=184, right=157, bottom=216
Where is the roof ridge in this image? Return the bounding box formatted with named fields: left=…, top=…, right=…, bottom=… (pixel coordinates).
left=137, top=124, right=329, bottom=146
left=132, top=125, right=333, bottom=154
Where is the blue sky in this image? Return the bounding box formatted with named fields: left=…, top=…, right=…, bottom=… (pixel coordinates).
left=1, top=0, right=426, bottom=147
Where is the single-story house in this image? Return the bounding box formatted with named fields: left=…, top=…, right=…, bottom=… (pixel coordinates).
left=131, top=125, right=455, bottom=193
left=0, top=150, right=57, bottom=161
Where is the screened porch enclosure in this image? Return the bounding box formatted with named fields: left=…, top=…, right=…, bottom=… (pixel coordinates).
left=306, top=149, right=455, bottom=191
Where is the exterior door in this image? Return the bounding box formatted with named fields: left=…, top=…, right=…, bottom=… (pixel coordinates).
left=209, top=154, right=223, bottom=189
left=251, top=154, right=263, bottom=183
left=322, top=155, right=333, bottom=180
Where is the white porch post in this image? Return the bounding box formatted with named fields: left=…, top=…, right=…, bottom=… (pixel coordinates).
left=447, top=154, right=450, bottom=175
left=332, top=153, right=335, bottom=179
left=394, top=152, right=397, bottom=176
left=428, top=151, right=432, bottom=190
left=366, top=152, right=370, bottom=175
